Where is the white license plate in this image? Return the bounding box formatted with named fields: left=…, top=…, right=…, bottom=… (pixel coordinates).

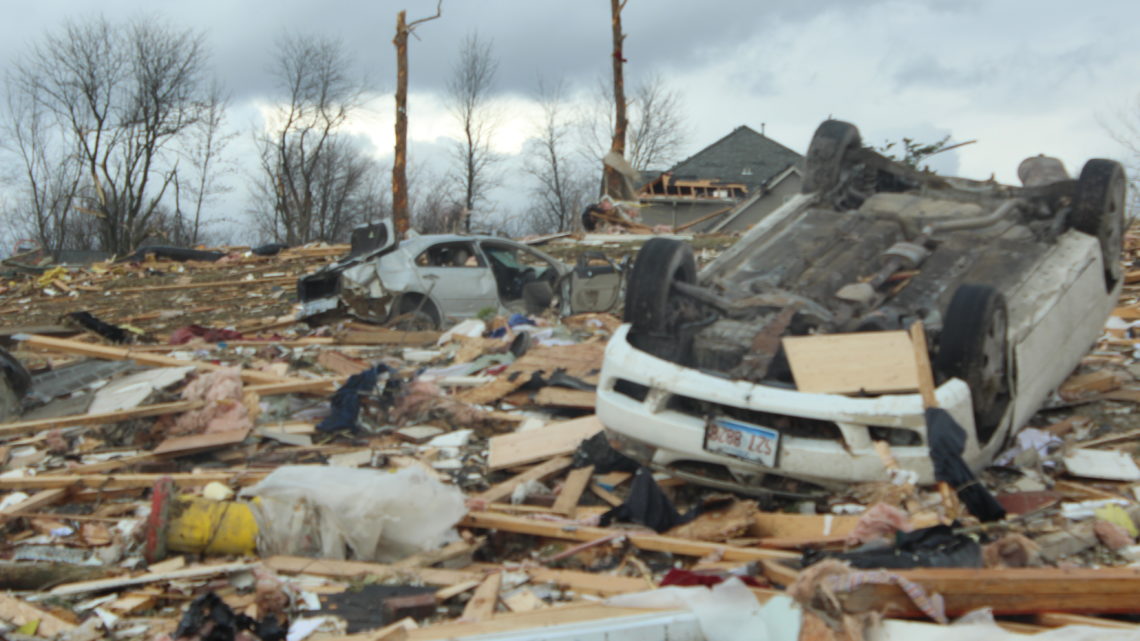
left=704, top=417, right=779, bottom=467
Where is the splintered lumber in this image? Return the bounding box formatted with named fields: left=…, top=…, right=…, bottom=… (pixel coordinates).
left=459, top=511, right=797, bottom=561
left=0, top=471, right=266, bottom=491
left=109, top=275, right=295, bottom=293
left=245, top=378, right=340, bottom=396
left=398, top=603, right=680, bottom=641
left=0, top=593, right=76, bottom=637
left=457, top=343, right=605, bottom=405
left=552, top=465, right=595, bottom=516
left=152, top=427, right=251, bottom=457
left=393, top=537, right=484, bottom=569
left=751, top=511, right=860, bottom=545
left=462, top=572, right=502, bottom=622
left=487, top=416, right=603, bottom=470
left=533, top=388, right=597, bottom=409
left=0, top=400, right=201, bottom=439
left=263, top=556, right=482, bottom=587
left=525, top=567, right=649, bottom=596
left=782, top=331, right=919, bottom=394
left=804, top=566, right=1140, bottom=616
left=20, top=334, right=312, bottom=387
left=50, top=561, right=255, bottom=596
left=0, top=488, right=68, bottom=520
left=435, top=580, right=481, bottom=602
left=477, top=456, right=573, bottom=503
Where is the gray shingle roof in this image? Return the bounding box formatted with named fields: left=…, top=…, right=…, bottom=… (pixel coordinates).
left=665, top=125, right=802, bottom=193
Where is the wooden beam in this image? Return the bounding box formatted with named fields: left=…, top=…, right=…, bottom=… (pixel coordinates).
left=0, top=400, right=201, bottom=439
left=525, top=567, right=649, bottom=596
left=462, top=572, right=501, bottom=622
left=794, top=565, right=1140, bottom=617
left=0, top=594, right=76, bottom=637
left=51, top=561, right=255, bottom=596
left=487, top=416, right=602, bottom=470
left=0, top=488, right=68, bottom=520
left=20, top=334, right=309, bottom=386
left=459, top=511, right=797, bottom=561
left=0, top=471, right=266, bottom=491
left=552, top=465, right=594, bottom=516
left=477, top=456, right=573, bottom=503
left=108, top=276, right=295, bottom=293
left=245, top=379, right=339, bottom=396
left=262, top=556, right=482, bottom=588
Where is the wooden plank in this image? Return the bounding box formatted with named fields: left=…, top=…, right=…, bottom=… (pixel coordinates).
left=502, top=589, right=545, bottom=613
left=462, top=572, right=502, bottom=622
left=435, top=580, right=481, bottom=602
left=0, top=593, right=76, bottom=637
left=909, top=322, right=936, bottom=408
left=533, top=388, right=596, bottom=409
left=0, top=400, right=201, bottom=439
left=262, top=556, right=482, bottom=587
left=590, top=483, right=623, bottom=507
left=487, top=417, right=603, bottom=470
left=393, top=537, right=483, bottom=569
left=0, top=488, right=68, bottom=519
left=525, top=567, right=649, bottom=596
left=1037, top=612, right=1140, bottom=629
left=782, top=330, right=919, bottom=394
left=460, top=511, right=798, bottom=561
left=152, top=427, right=250, bottom=457
left=826, top=566, right=1140, bottom=616
left=245, top=379, right=339, bottom=396
left=317, top=350, right=371, bottom=376
left=0, top=471, right=266, bottom=491
left=21, top=334, right=308, bottom=386
left=552, top=465, right=594, bottom=516
left=477, top=456, right=574, bottom=503
left=109, top=275, right=295, bottom=293
left=751, top=512, right=860, bottom=540
left=50, top=561, right=254, bottom=596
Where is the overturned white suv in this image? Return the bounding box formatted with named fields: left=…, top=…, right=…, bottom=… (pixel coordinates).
left=596, top=119, right=1126, bottom=496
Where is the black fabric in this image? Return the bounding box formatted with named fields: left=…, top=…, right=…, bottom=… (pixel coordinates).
left=599, top=466, right=699, bottom=532
left=317, top=364, right=396, bottom=433
left=174, top=592, right=286, bottom=641
left=572, top=431, right=639, bottom=473
left=65, top=311, right=131, bottom=344
left=251, top=243, right=289, bottom=256
left=802, top=524, right=982, bottom=570
left=926, top=407, right=1006, bottom=522
left=121, top=246, right=225, bottom=263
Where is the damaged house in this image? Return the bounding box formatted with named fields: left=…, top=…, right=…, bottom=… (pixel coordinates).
left=637, top=125, right=804, bottom=232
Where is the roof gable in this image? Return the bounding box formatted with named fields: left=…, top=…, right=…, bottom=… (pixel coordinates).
left=665, top=125, right=802, bottom=192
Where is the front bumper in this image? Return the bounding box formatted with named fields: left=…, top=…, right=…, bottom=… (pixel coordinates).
left=595, top=324, right=977, bottom=489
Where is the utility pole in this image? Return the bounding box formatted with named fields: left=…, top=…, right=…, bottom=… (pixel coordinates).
left=602, top=0, right=629, bottom=199
left=392, top=2, right=442, bottom=238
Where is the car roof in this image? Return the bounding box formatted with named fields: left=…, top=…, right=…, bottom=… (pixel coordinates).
left=397, top=234, right=523, bottom=253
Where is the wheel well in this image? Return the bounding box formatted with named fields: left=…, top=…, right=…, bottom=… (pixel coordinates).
left=392, top=293, right=441, bottom=327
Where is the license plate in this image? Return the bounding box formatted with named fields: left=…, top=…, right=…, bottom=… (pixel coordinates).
left=704, top=417, right=780, bottom=467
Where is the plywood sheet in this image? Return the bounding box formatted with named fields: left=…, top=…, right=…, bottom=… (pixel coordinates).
left=782, top=330, right=919, bottom=395
left=487, top=416, right=603, bottom=470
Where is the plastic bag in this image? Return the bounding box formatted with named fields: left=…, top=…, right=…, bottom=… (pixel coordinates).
left=242, top=465, right=467, bottom=562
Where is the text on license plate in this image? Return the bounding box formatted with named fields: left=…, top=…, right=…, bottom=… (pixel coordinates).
left=704, top=417, right=779, bottom=467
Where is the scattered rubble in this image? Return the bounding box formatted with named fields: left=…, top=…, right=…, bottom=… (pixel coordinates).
left=0, top=227, right=1139, bottom=641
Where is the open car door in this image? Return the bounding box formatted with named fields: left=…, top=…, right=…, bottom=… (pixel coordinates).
left=565, top=251, right=622, bottom=314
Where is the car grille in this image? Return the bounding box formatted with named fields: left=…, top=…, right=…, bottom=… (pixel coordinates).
left=665, top=393, right=843, bottom=440
left=612, top=378, right=650, bottom=402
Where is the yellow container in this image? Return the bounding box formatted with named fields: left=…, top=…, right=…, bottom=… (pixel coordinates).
left=166, top=496, right=258, bottom=556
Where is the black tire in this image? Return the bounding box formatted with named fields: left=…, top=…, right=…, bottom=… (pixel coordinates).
left=1069, top=159, right=1126, bottom=291
left=802, top=120, right=861, bottom=195
left=624, top=239, right=698, bottom=363
left=936, top=284, right=1010, bottom=443
left=624, top=238, right=697, bottom=333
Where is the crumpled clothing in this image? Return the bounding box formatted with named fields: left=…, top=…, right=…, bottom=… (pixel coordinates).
left=317, top=364, right=394, bottom=433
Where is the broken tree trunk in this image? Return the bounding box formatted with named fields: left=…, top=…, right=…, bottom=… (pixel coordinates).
left=602, top=0, right=630, bottom=200
left=392, top=2, right=441, bottom=238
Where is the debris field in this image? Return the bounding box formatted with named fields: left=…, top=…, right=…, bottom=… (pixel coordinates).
left=2, top=231, right=1140, bottom=641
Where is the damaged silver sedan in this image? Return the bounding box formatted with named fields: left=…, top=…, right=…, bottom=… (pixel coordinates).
left=297, top=222, right=622, bottom=328
left=597, top=119, right=1126, bottom=495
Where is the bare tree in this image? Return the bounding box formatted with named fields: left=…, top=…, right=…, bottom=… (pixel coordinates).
left=0, top=79, right=82, bottom=258
left=524, top=79, right=592, bottom=233
left=447, top=31, right=501, bottom=232
left=174, top=81, right=235, bottom=245
left=580, top=73, right=688, bottom=174
left=392, top=2, right=442, bottom=239
left=11, top=17, right=213, bottom=255
left=253, top=34, right=382, bottom=244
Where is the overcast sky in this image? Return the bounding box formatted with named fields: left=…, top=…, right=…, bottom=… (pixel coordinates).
left=3, top=0, right=1139, bottom=237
